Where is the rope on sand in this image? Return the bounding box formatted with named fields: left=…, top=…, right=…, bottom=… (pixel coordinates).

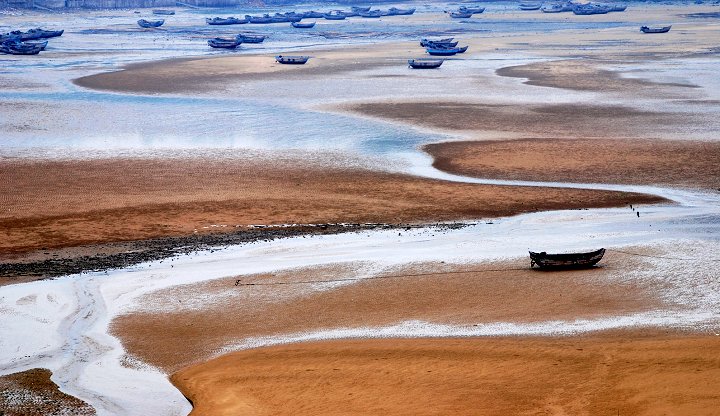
left=235, top=267, right=530, bottom=286
left=606, top=248, right=720, bottom=262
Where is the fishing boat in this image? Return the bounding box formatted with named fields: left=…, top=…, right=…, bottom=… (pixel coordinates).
left=449, top=11, right=473, bottom=18
left=408, top=58, right=443, bottom=69
left=420, top=37, right=454, bottom=47
left=610, top=4, right=627, bottom=11
left=323, top=12, right=347, bottom=20
left=9, top=28, right=63, bottom=40
left=425, top=40, right=458, bottom=48
left=4, top=39, right=48, bottom=51
left=529, top=248, right=606, bottom=270
left=137, top=19, right=164, bottom=28
left=0, top=42, right=43, bottom=55
left=640, top=25, right=671, bottom=33
left=519, top=3, right=542, bottom=10
left=275, top=55, right=310, bottom=64
left=351, top=6, right=371, bottom=13
left=303, top=11, right=325, bottom=18
left=207, top=37, right=242, bottom=49
left=541, top=4, right=565, bottom=13
left=359, top=10, right=383, bottom=18
left=153, top=9, right=175, bottom=15
left=206, top=17, right=247, bottom=25
left=386, top=7, right=416, bottom=15
left=459, top=6, right=485, bottom=14
left=426, top=47, right=461, bottom=56
left=573, top=4, right=611, bottom=14
left=236, top=34, right=266, bottom=43
left=291, top=21, right=316, bottom=28
left=245, top=15, right=274, bottom=24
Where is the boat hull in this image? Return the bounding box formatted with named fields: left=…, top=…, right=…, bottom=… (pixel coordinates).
left=408, top=59, right=443, bottom=69
left=529, top=248, right=606, bottom=270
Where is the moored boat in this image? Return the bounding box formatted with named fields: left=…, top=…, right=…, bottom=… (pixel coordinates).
left=351, top=6, right=371, bottom=13
left=449, top=11, right=473, bottom=18
left=291, top=21, right=316, bottom=28
left=8, top=28, right=63, bottom=40
left=207, top=37, right=242, bottom=49
left=573, top=4, right=611, bottom=15
left=359, top=10, right=383, bottom=18
left=529, top=248, right=606, bottom=269
left=236, top=34, right=266, bottom=43
left=459, top=6, right=485, bottom=14
left=386, top=7, right=416, bottom=15
left=137, top=19, right=164, bottom=28
left=206, top=17, right=247, bottom=25
left=153, top=9, right=175, bottom=15
left=275, top=55, right=310, bottom=64
left=408, top=58, right=444, bottom=69
left=640, top=25, right=671, bottom=33
left=303, top=11, right=325, bottom=18
left=420, top=37, right=454, bottom=47
left=519, top=3, right=542, bottom=10
left=323, top=12, right=347, bottom=20
left=425, top=40, right=458, bottom=48
left=0, top=42, right=43, bottom=55
left=426, top=47, right=461, bottom=56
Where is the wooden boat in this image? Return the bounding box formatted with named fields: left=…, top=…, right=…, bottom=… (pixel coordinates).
left=449, top=11, right=473, bottom=18
left=529, top=248, right=606, bottom=270
left=9, top=28, right=63, bottom=40
left=359, top=10, right=383, bottom=18
left=426, top=47, right=461, bottom=56
left=153, top=9, right=175, bottom=15
left=4, top=39, right=48, bottom=51
left=208, top=37, right=241, bottom=49
left=292, top=21, right=316, bottom=28
left=206, top=17, right=247, bottom=25
left=245, top=15, right=274, bottom=24
left=459, top=6, right=485, bottom=14
left=275, top=55, right=310, bottom=64
left=519, top=3, right=542, bottom=10
left=351, top=6, right=371, bottom=13
left=610, top=4, right=627, bottom=12
left=425, top=40, right=458, bottom=48
left=137, top=19, right=164, bottom=28
left=386, top=7, right=416, bottom=15
left=420, top=37, right=453, bottom=47
left=0, top=42, right=43, bottom=55
left=323, top=13, right=347, bottom=20
left=236, top=34, right=266, bottom=43
left=303, top=11, right=324, bottom=18
left=573, top=4, right=611, bottom=15
left=640, top=25, right=671, bottom=33
left=408, top=58, right=443, bottom=69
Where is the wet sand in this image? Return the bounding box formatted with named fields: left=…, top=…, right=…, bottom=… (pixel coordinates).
left=0, top=368, right=95, bottom=416
left=0, top=157, right=660, bottom=259
left=425, top=138, right=720, bottom=190
left=171, top=334, right=720, bottom=416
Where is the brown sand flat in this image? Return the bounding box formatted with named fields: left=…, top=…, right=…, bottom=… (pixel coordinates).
left=0, top=368, right=95, bottom=416
left=425, top=138, right=720, bottom=190
left=112, top=252, right=673, bottom=373
left=0, top=157, right=660, bottom=257
left=345, top=101, right=689, bottom=140
left=172, top=335, right=720, bottom=416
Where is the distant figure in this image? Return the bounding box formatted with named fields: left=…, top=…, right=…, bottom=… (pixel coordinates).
left=637, top=211, right=640, bottom=218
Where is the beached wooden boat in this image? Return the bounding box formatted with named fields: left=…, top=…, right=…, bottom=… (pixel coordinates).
left=529, top=248, right=606, bottom=269
left=386, top=7, right=416, bottom=15
left=303, top=11, right=325, bottom=18
left=420, top=37, right=454, bottom=47
left=207, top=37, right=241, bottom=49
left=9, top=28, right=63, bottom=40
left=573, top=4, right=611, bottom=15
left=359, top=10, right=383, bottom=18
left=519, top=3, right=542, bottom=10
left=408, top=58, right=444, bottom=69
left=449, top=11, right=473, bottom=18
left=351, top=6, right=371, bottom=13
left=426, top=47, right=461, bottom=56
left=137, top=19, right=164, bottom=28
left=610, top=4, right=627, bottom=12
left=275, top=55, right=310, bottom=64
left=425, top=40, right=458, bottom=48
left=236, top=34, right=265, bottom=43
left=206, top=17, right=247, bottom=25
left=0, top=42, right=43, bottom=55
left=640, top=25, right=671, bottom=33
left=3, top=39, right=48, bottom=51
left=292, top=21, right=316, bottom=28
left=323, top=13, right=347, bottom=20
left=459, top=6, right=485, bottom=14
left=153, top=9, right=175, bottom=15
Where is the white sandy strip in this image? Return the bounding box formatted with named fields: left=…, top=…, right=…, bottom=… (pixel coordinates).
left=1, top=182, right=720, bottom=415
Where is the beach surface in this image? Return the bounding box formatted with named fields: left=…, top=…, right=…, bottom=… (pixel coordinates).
left=1, top=3, right=720, bottom=416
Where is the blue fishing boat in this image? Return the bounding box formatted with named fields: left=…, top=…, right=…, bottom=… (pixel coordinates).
left=245, top=15, right=274, bottom=24
left=573, top=4, right=611, bottom=15
left=459, top=6, right=485, bottom=14
left=208, top=37, right=242, bottom=49
left=519, top=3, right=542, bottom=10
left=9, top=28, right=63, bottom=40
left=359, top=10, right=383, bottom=18
left=292, top=21, right=316, bottom=28
left=425, top=40, right=458, bottom=48
left=0, top=41, right=43, bottom=55
left=206, top=17, right=247, bottom=25
left=137, top=19, right=164, bottom=28
left=153, top=9, right=175, bottom=15
left=408, top=58, right=444, bottom=69
left=427, top=47, right=461, bottom=56
left=386, top=7, right=416, bottom=15
left=449, top=11, right=473, bottom=18
left=236, top=34, right=266, bottom=43
left=420, top=38, right=454, bottom=47
left=323, top=12, right=347, bottom=20
left=351, top=6, right=371, bottom=13
left=610, top=4, right=627, bottom=12
left=640, top=25, right=671, bottom=33
left=303, top=11, right=325, bottom=18
left=275, top=55, right=310, bottom=64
